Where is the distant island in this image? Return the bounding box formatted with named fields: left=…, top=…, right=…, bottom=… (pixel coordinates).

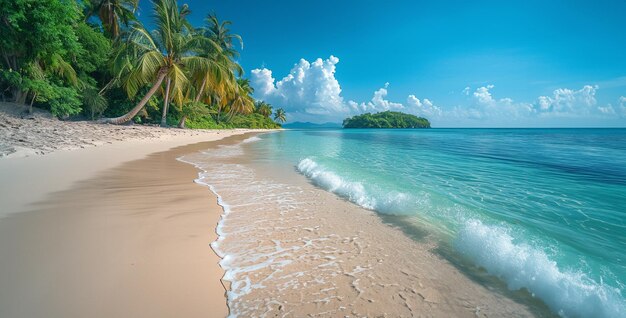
left=282, top=122, right=342, bottom=129
left=342, top=111, right=430, bottom=128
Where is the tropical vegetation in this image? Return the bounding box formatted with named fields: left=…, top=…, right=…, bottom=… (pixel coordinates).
left=0, top=0, right=283, bottom=129
left=342, top=111, right=430, bottom=128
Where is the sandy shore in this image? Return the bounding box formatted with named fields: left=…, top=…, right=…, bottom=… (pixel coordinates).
left=0, top=102, right=236, bottom=158
left=181, top=135, right=554, bottom=317
left=0, top=126, right=263, bottom=317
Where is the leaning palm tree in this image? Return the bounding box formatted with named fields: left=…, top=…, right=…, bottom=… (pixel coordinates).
left=273, top=108, right=286, bottom=123
left=100, top=0, right=214, bottom=126
left=85, top=0, right=139, bottom=38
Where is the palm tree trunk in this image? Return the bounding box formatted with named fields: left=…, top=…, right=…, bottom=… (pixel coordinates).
left=99, top=70, right=167, bottom=125
left=195, top=77, right=206, bottom=103
left=29, top=92, right=37, bottom=114
left=18, top=89, right=28, bottom=104
left=178, top=115, right=187, bottom=128
left=160, top=77, right=171, bottom=127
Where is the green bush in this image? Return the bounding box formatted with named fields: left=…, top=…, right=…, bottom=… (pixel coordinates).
left=49, top=86, right=82, bottom=117
left=186, top=113, right=281, bottom=129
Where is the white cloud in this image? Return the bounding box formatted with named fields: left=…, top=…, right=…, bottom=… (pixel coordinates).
left=406, top=95, right=442, bottom=117
left=438, top=84, right=623, bottom=126
left=250, top=56, right=625, bottom=126
left=453, top=85, right=534, bottom=121
left=250, top=68, right=276, bottom=96
left=250, top=56, right=438, bottom=122
left=348, top=83, right=404, bottom=113
left=473, top=85, right=496, bottom=106
left=535, top=85, right=598, bottom=116
left=250, top=56, right=347, bottom=119
left=598, top=104, right=616, bottom=115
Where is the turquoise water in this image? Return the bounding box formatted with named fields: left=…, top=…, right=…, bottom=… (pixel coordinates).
left=246, top=128, right=626, bottom=317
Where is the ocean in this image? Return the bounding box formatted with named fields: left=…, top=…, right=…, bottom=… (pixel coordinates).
left=181, top=128, right=626, bottom=317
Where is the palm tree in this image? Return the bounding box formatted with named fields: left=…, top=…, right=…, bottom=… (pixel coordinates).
left=85, top=0, right=139, bottom=38
left=203, top=13, right=243, bottom=58
left=100, top=0, right=214, bottom=125
left=256, top=100, right=272, bottom=118
left=233, top=78, right=254, bottom=113
left=175, top=13, right=244, bottom=128
left=24, top=55, right=78, bottom=113
left=273, top=108, right=286, bottom=123
left=178, top=26, right=234, bottom=128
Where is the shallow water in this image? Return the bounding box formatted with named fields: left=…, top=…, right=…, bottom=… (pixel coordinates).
left=183, top=129, right=626, bottom=317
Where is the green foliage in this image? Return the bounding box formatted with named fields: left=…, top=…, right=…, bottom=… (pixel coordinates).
left=0, top=0, right=110, bottom=117
left=274, top=108, right=286, bottom=123
left=230, top=113, right=281, bottom=128
left=0, top=0, right=280, bottom=128
left=82, top=87, right=108, bottom=119
left=187, top=113, right=281, bottom=129
left=48, top=86, right=82, bottom=117
left=0, top=0, right=81, bottom=70
left=74, top=22, right=111, bottom=73
left=181, top=101, right=213, bottom=118
left=84, top=0, right=139, bottom=38
left=342, top=111, right=431, bottom=129
left=255, top=100, right=273, bottom=118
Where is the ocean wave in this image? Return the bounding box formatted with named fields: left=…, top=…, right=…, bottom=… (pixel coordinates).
left=296, top=158, right=411, bottom=215
left=297, top=157, right=625, bottom=318
left=456, top=219, right=625, bottom=318
left=242, top=136, right=262, bottom=143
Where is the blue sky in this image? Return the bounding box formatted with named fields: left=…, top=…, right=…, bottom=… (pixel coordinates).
left=138, top=0, right=626, bottom=127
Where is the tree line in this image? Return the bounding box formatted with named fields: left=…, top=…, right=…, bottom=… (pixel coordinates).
left=0, top=0, right=286, bottom=128
left=342, top=111, right=430, bottom=129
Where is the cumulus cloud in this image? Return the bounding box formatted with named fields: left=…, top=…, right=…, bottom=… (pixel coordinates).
left=441, top=84, right=622, bottom=126
left=250, top=68, right=276, bottom=96
left=473, top=85, right=496, bottom=106
left=406, top=95, right=442, bottom=117
left=448, top=85, right=534, bottom=121
left=250, top=55, right=624, bottom=126
left=535, top=85, right=598, bottom=116
left=250, top=56, right=346, bottom=119
left=250, top=56, right=438, bottom=122
left=348, top=83, right=403, bottom=113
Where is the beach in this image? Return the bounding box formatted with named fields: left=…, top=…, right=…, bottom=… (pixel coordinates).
left=0, top=126, right=546, bottom=318
left=181, top=131, right=559, bottom=317
left=1, top=105, right=624, bottom=318
left=2, top=0, right=623, bottom=315
left=0, top=118, right=263, bottom=317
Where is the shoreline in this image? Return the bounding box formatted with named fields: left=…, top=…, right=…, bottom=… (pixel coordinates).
left=181, top=134, right=555, bottom=317
left=0, top=130, right=264, bottom=317
left=0, top=128, right=268, bottom=218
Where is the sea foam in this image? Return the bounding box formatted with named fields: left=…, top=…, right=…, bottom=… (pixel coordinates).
left=242, top=136, right=262, bottom=143
left=456, top=219, right=625, bottom=318
left=297, top=158, right=411, bottom=215
left=297, top=158, right=626, bottom=318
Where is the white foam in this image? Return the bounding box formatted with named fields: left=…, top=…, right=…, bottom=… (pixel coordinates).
left=242, top=136, right=262, bottom=143
left=296, top=158, right=411, bottom=215
left=456, top=219, right=625, bottom=318
left=296, top=157, right=626, bottom=318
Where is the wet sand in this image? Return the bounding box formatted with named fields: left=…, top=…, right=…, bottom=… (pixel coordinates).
left=180, top=134, right=555, bottom=317
left=0, top=132, right=258, bottom=318
left=1, top=129, right=556, bottom=317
